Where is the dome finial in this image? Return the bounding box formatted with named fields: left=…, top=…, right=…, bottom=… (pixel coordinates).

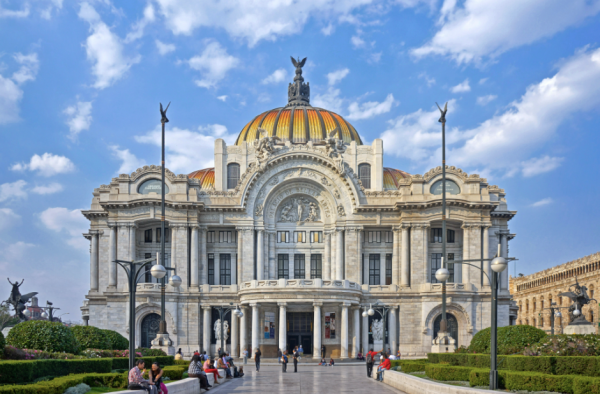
left=287, top=56, right=310, bottom=107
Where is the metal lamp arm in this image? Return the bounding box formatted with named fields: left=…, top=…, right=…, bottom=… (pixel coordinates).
left=114, top=261, right=132, bottom=283
left=451, top=261, right=491, bottom=284
left=134, top=260, right=158, bottom=286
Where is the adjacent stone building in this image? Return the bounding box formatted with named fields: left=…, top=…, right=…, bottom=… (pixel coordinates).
left=81, top=59, right=517, bottom=359
left=510, top=252, right=600, bottom=334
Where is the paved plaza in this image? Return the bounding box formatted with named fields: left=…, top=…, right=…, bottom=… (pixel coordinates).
left=209, top=365, right=407, bottom=394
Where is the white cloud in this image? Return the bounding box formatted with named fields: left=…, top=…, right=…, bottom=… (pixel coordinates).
left=419, top=72, right=436, bottom=87
left=262, top=68, right=287, bottom=84
left=110, top=146, right=146, bottom=175
left=2, top=242, right=36, bottom=263
left=63, top=100, right=92, bottom=139
left=327, top=68, right=350, bottom=85
left=39, top=207, right=88, bottom=250
left=531, top=197, right=553, bottom=207
left=476, top=94, right=497, bottom=106
left=0, top=180, right=27, bottom=202
left=134, top=124, right=236, bottom=173
left=0, top=3, right=29, bottom=18
left=0, top=52, right=39, bottom=124
left=0, top=208, right=20, bottom=231
left=78, top=2, right=140, bottom=89
left=188, top=40, right=239, bottom=89
left=31, top=183, right=63, bottom=195
left=450, top=79, right=470, bottom=93
left=521, top=156, right=564, bottom=177
left=154, top=0, right=374, bottom=47
left=125, top=3, right=156, bottom=43
left=384, top=47, right=600, bottom=177
left=11, top=53, right=39, bottom=84
left=11, top=153, right=75, bottom=176
left=313, top=87, right=344, bottom=114
left=351, top=35, right=366, bottom=48
left=347, top=93, right=396, bottom=120
left=321, top=23, right=334, bottom=36
left=412, top=0, right=600, bottom=64
left=39, top=0, right=63, bottom=20
left=155, top=40, right=176, bottom=55
left=217, top=95, right=227, bottom=102
left=369, top=52, right=382, bottom=63
left=479, top=78, right=488, bottom=85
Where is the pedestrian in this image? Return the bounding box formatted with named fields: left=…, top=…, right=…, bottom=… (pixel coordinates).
left=128, top=359, right=158, bottom=394
left=174, top=348, right=183, bottom=361
left=254, top=347, right=262, bottom=372
left=321, top=344, right=326, bottom=359
left=187, top=355, right=211, bottom=391
left=397, top=350, right=401, bottom=359
left=277, top=348, right=282, bottom=364
left=281, top=350, right=288, bottom=372
left=366, top=348, right=377, bottom=378
left=329, top=358, right=335, bottom=367
left=242, top=347, right=248, bottom=365
left=202, top=351, right=208, bottom=362
left=293, top=347, right=299, bottom=373
left=298, top=344, right=303, bottom=362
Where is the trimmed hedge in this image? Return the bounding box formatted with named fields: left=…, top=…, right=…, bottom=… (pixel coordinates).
left=6, top=321, right=79, bottom=354
left=174, top=359, right=190, bottom=366
left=111, top=356, right=175, bottom=370
left=390, top=360, right=428, bottom=373
left=0, top=359, right=112, bottom=384
left=102, top=329, right=128, bottom=350
left=425, top=364, right=473, bottom=381
left=468, top=325, right=547, bottom=355
left=0, top=372, right=127, bottom=394
left=143, top=366, right=186, bottom=381
left=0, top=331, right=4, bottom=357
left=70, top=326, right=111, bottom=351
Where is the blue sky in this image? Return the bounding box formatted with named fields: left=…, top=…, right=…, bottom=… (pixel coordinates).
left=1, top=0, right=600, bottom=319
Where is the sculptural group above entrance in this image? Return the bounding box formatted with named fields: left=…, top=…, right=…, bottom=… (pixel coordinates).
left=278, top=196, right=321, bottom=223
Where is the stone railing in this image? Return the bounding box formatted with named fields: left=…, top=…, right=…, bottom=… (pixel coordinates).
left=240, top=278, right=361, bottom=291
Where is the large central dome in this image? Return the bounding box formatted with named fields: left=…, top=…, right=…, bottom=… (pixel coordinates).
left=234, top=57, right=362, bottom=146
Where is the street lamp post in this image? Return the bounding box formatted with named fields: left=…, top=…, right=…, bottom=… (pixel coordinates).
left=362, top=303, right=391, bottom=353
left=114, top=257, right=167, bottom=370
left=40, top=301, right=60, bottom=322
left=158, top=102, right=170, bottom=336
left=540, top=302, right=569, bottom=336
left=213, top=303, right=243, bottom=357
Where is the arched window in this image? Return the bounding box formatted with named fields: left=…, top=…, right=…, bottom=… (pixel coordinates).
left=358, top=163, right=371, bottom=189
left=227, top=163, right=240, bottom=189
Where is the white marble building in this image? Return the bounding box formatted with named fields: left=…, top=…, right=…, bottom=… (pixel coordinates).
left=81, top=60, right=517, bottom=359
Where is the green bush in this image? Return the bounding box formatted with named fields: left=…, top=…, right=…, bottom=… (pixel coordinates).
left=427, top=353, right=439, bottom=364
left=70, top=326, right=111, bottom=351
left=504, top=371, right=574, bottom=393
left=425, top=364, right=473, bottom=381
left=573, top=376, right=600, bottom=394
left=528, top=334, right=600, bottom=356
left=0, top=358, right=112, bottom=384
left=6, top=321, right=79, bottom=354
left=0, top=331, right=5, bottom=358
left=467, top=354, right=491, bottom=368
left=469, top=325, right=547, bottom=355
left=101, top=329, right=128, bottom=350
left=438, top=353, right=469, bottom=366
left=554, top=356, right=600, bottom=377
left=0, top=372, right=127, bottom=394
left=174, top=359, right=190, bottom=366
left=505, top=355, right=553, bottom=374
left=390, top=360, right=428, bottom=372
left=136, top=348, right=167, bottom=357
left=143, top=365, right=186, bottom=381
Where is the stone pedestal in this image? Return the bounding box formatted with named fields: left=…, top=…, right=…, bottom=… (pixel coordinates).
left=374, top=340, right=384, bottom=353
left=431, top=331, right=456, bottom=353
left=564, top=323, right=596, bottom=335
left=151, top=333, right=176, bottom=356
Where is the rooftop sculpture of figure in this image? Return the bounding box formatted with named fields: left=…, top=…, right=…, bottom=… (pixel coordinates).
left=2, top=278, right=38, bottom=321
left=558, top=276, right=597, bottom=324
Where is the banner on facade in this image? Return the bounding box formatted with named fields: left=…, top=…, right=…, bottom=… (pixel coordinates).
left=264, top=312, right=275, bottom=339
left=325, top=312, right=336, bottom=339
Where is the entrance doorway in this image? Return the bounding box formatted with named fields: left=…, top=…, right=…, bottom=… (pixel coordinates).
left=433, top=313, right=459, bottom=346
left=141, top=313, right=161, bottom=348
left=287, top=312, right=313, bottom=355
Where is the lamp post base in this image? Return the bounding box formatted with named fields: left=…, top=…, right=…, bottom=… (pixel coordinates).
left=151, top=333, right=176, bottom=356
left=489, top=369, right=498, bottom=390
left=431, top=331, right=456, bottom=353
left=564, top=322, right=596, bottom=335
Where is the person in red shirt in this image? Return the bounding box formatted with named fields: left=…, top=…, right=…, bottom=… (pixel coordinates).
left=366, top=348, right=378, bottom=378
left=377, top=354, right=391, bottom=382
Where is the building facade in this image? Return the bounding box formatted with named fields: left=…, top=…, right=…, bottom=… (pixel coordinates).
left=510, top=252, right=600, bottom=334
left=81, top=60, right=516, bottom=358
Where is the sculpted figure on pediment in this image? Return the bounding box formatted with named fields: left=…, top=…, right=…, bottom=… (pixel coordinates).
left=277, top=195, right=321, bottom=223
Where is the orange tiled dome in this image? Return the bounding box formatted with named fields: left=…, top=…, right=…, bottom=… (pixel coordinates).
left=234, top=107, right=362, bottom=146
left=383, top=167, right=410, bottom=190
left=188, top=168, right=215, bottom=189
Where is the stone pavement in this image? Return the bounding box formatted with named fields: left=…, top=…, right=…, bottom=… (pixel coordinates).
left=207, top=365, right=408, bottom=394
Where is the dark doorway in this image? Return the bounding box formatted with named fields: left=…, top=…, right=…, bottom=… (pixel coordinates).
left=287, top=312, right=313, bottom=355
left=141, top=313, right=161, bottom=348
left=433, top=313, right=459, bottom=346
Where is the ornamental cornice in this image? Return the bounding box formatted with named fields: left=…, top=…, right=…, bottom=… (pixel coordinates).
left=127, top=165, right=187, bottom=182
left=461, top=222, right=485, bottom=229
left=81, top=210, right=109, bottom=219
left=423, top=165, right=486, bottom=183
left=394, top=199, right=499, bottom=212
left=99, top=199, right=202, bottom=211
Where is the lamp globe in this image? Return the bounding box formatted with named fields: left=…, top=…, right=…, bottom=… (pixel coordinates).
left=491, top=257, right=507, bottom=273
left=151, top=264, right=167, bottom=279
left=435, top=267, right=450, bottom=283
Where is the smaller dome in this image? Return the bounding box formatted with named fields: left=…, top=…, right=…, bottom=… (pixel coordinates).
left=189, top=168, right=215, bottom=189
left=383, top=167, right=410, bottom=190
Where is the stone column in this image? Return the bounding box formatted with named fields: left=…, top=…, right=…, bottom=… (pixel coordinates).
left=380, top=253, right=386, bottom=285
left=190, top=226, right=199, bottom=289
left=257, top=230, right=264, bottom=280
left=268, top=232, right=276, bottom=279
left=171, top=225, right=177, bottom=268
left=231, top=308, right=239, bottom=358
left=200, top=227, right=207, bottom=285
left=331, top=231, right=336, bottom=279
left=352, top=307, right=360, bottom=358
left=341, top=303, right=350, bottom=359
left=239, top=306, right=247, bottom=358
left=500, top=231, right=510, bottom=291
left=214, top=253, right=220, bottom=285
left=336, top=229, right=344, bottom=280
left=324, top=232, right=331, bottom=280
left=90, top=231, right=100, bottom=291
left=202, top=306, right=211, bottom=356
left=108, top=224, right=117, bottom=288
left=423, top=225, right=430, bottom=283
left=392, top=228, right=400, bottom=285
left=313, top=302, right=322, bottom=359
left=389, top=306, right=398, bottom=356
left=251, top=304, right=260, bottom=357
left=237, top=229, right=243, bottom=284
left=483, top=226, right=490, bottom=286
left=278, top=302, right=287, bottom=353
left=289, top=253, right=295, bottom=279
left=401, top=225, right=410, bottom=286
left=358, top=229, right=364, bottom=284
left=462, top=224, right=470, bottom=284
left=129, top=224, right=136, bottom=261
left=305, top=254, right=311, bottom=279
left=362, top=305, right=369, bottom=354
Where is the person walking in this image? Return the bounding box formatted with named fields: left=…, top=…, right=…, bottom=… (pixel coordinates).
left=277, top=348, right=282, bottom=364
left=366, top=348, right=377, bottom=378
left=298, top=344, right=303, bottom=362
left=293, top=347, right=299, bottom=373
left=321, top=344, right=326, bottom=359
left=242, top=348, right=248, bottom=365
left=254, top=347, right=262, bottom=372
left=281, top=350, right=288, bottom=373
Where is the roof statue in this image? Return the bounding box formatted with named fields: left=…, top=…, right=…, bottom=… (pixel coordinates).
left=2, top=278, right=37, bottom=322
left=160, top=102, right=170, bottom=124
left=287, top=56, right=310, bottom=106
left=436, top=101, right=448, bottom=123
left=558, top=276, right=597, bottom=325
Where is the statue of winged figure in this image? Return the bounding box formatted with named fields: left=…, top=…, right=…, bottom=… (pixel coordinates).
left=254, top=128, right=280, bottom=167
left=291, top=56, right=307, bottom=73
left=160, top=102, right=170, bottom=124
left=558, top=276, right=597, bottom=324
left=2, top=278, right=37, bottom=321
left=436, top=101, right=447, bottom=123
